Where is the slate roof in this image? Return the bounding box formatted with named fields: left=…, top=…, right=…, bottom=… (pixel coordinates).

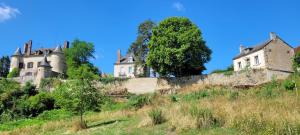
left=233, top=39, right=272, bottom=60
left=119, top=53, right=135, bottom=64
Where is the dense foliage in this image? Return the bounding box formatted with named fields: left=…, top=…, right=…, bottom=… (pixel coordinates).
left=7, top=68, right=20, bottom=78
left=293, top=52, right=300, bottom=71
left=147, top=17, right=212, bottom=77
left=128, top=20, right=156, bottom=77
left=0, top=56, right=10, bottom=78
left=64, top=39, right=100, bottom=79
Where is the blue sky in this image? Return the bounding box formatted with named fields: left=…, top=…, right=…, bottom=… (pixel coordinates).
left=0, top=0, right=300, bottom=74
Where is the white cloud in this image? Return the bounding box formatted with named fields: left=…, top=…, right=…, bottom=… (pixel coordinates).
left=172, top=2, right=185, bottom=12
left=0, top=4, right=20, bottom=22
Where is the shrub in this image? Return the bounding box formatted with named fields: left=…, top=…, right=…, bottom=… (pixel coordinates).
left=7, top=68, right=20, bottom=78
left=39, top=78, right=62, bottom=92
left=189, top=106, right=219, bottom=128
left=26, top=92, right=55, bottom=117
left=23, top=82, right=37, bottom=97
left=183, top=90, right=209, bottom=101
left=170, top=94, right=179, bottom=102
left=148, top=108, right=164, bottom=125
left=228, top=91, right=239, bottom=101
left=126, top=95, right=151, bottom=109
left=283, top=80, right=296, bottom=90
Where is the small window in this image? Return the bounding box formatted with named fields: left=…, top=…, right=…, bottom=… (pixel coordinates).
left=238, top=62, right=242, bottom=69
left=128, top=57, right=133, bottom=63
left=287, top=51, right=290, bottom=54
left=128, top=67, right=133, bottom=74
left=269, top=49, right=272, bottom=52
left=27, top=62, right=34, bottom=69
left=19, top=63, right=24, bottom=69
left=254, top=55, right=259, bottom=65
left=38, top=62, right=41, bottom=67
left=246, top=58, right=250, bottom=66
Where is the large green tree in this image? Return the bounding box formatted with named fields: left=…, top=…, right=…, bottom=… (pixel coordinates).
left=293, top=52, right=300, bottom=72
left=128, top=20, right=156, bottom=77
left=0, top=56, right=10, bottom=78
left=147, top=17, right=212, bottom=77
left=64, top=39, right=100, bottom=79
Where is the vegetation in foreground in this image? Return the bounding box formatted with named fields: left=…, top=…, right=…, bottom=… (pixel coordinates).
left=0, top=74, right=299, bottom=135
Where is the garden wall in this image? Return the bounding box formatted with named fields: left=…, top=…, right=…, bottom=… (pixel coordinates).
left=112, top=69, right=292, bottom=94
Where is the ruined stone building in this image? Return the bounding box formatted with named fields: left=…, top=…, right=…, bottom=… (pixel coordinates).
left=10, top=40, right=69, bottom=85
left=233, top=32, right=295, bottom=72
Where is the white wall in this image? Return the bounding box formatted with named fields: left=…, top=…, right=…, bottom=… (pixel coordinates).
left=233, top=49, right=266, bottom=71
left=114, top=63, right=135, bottom=78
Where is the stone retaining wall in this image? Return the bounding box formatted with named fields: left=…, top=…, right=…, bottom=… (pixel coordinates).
left=112, top=69, right=292, bottom=94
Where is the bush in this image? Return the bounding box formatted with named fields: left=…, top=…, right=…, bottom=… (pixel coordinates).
left=23, top=82, right=37, bottom=97
left=26, top=92, right=55, bottom=117
left=189, top=106, right=219, bottom=128
left=39, top=78, right=62, bottom=92
left=7, top=68, right=20, bottom=78
left=183, top=90, right=209, bottom=101
left=148, top=108, right=164, bottom=125
left=170, top=94, right=179, bottom=102
left=283, top=80, right=296, bottom=90
left=126, top=95, right=151, bottom=109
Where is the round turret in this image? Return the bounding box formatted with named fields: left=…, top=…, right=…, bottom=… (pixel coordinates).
left=10, top=48, right=22, bottom=72
left=51, top=45, right=66, bottom=74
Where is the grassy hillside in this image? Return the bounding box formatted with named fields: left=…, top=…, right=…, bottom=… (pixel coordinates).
left=1, top=75, right=300, bottom=135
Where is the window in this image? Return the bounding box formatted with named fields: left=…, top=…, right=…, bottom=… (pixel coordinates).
left=128, top=67, right=133, bottom=74
left=246, top=58, right=250, bottom=66
left=269, top=49, right=272, bottom=52
left=27, top=62, right=34, bottom=69
left=19, top=63, right=24, bottom=69
left=254, top=55, right=260, bottom=65
left=287, top=51, right=290, bottom=54
left=238, top=62, right=242, bottom=69
left=128, top=57, right=133, bottom=63
left=38, top=62, right=41, bottom=67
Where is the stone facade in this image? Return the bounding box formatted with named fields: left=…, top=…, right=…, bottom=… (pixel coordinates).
left=9, top=40, right=69, bottom=85
left=113, top=49, right=143, bottom=78
left=233, top=33, right=295, bottom=72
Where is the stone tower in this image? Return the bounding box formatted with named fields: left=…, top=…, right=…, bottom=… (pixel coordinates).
left=51, top=45, right=66, bottom=74
left=36, top=55, right=52, bottom=85
left=10, top=47, right=22, bottom=72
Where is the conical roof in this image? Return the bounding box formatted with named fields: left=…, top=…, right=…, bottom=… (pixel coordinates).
left=13, top=47, right=22, bottom=56
left=39, top=55, right=51, bottom=68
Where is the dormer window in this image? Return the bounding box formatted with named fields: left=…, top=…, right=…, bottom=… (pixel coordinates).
left=128, top=57, right=133, bottom=63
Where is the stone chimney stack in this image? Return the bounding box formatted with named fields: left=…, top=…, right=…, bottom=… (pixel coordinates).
left=63, top=41, right=69, bottom=49
left=240, top=44, right=245, bottom=53
left=116, top=49, right=121, bottom=64
left=24, top=40, right=32, bottom=56
left=24, top=43, right=28, bottom=55
left=270, top=32, right=277, bottom=40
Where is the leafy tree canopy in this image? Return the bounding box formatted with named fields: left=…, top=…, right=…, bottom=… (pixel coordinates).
left=147, top=17, right=212, bottom=77
left=64, top=39, right=100, bottom=79
left=128, top=20, right=156, bottom=77
left=0, top=56, right=10, bottom=78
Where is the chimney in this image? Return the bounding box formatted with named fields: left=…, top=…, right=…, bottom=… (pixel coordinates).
left=24, top=43, right=28, bottom=55
left=27, top=40, right=32, bottom=56
left=63, top=41, right=69, bottom=49
left=240, top=44, right=245, bottom=53
left=116, top=49, right=121, bottom=64
left=270, top=32, right=277, bottom=40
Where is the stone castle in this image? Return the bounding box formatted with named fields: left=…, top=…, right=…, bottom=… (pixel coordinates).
left=10, top=40, right=69, bottom=85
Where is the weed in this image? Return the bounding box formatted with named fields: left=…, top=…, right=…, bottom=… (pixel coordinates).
left=189, top=106, right=219, bottom=129
left=148, top=108, right=165, bottom=125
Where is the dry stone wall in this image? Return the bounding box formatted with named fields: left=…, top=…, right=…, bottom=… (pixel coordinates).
left=111, top=69, right=291, bottom=94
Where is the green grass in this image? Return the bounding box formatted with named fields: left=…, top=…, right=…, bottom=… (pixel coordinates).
left=2, top=74, right=300, bottom=135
